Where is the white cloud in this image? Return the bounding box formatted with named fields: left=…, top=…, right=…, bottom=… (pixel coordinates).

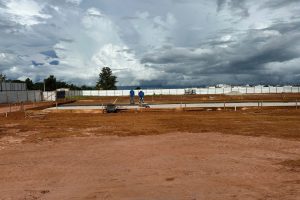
left=265, top=58, right=300, bottom=74
left=2, top=0, right=51, bottom=26
left=130, top=11, right=176, bottom=49
left=1, top=0, right=300, bottom=86
left=92, top=44, right=158, bottom=86
left=65, top=0, right=82, bottom=5
left=48, top=7, right=158, bottom=85
left=86, top=7, right=103, bottom=17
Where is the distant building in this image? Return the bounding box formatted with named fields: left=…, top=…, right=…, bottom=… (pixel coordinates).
left=184, top=88, right=196, bottom=95
left=56, top=88, right=69, bottom=99
left=216, top=84, right=231, bottom=88
left=56, top=88, right=70, bottom=92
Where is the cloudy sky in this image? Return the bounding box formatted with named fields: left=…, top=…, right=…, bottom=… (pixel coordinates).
left=0, top=0, right=300, bottom=86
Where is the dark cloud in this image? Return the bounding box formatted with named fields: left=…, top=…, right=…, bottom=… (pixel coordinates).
left=142, top=19, right=300, bottom=85
left=217, top=0, right=226, bottom=11
left=216, top=0, right=249, bottom=17
left=32, top=61, right=44, bottom=66
left=229, top=0, right=249, bottom=17
left=265, top=21, right=300, bottom=34
left=141, top=47, right=212, bottom=64
left=263, top=0, right=300, bottom=9
left=1, top=0, right=300, bottom=86
left=49, top=60, right=59, bottom=65
left=40, top=50, right=58, bottom=58
left=0, top=2, right=6, bottom=8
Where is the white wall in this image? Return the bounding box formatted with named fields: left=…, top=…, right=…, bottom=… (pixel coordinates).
left=0, top=82, right=27, bottom=91
left=43, top=92, right=56, bottom=101
left=0, top=91, right=42, bottom=103
left=65, top=86, right=300, bottom=98
left=1, top=85, right=299, bottom=103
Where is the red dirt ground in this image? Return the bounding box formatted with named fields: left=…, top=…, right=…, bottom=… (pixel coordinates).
left=0, top=100, right=73, bottom=114
left=0, top=132, right=299, bottom=200
left=0, top=95, right=300, bottom=199
left=67, top=93, right=300, bottom=105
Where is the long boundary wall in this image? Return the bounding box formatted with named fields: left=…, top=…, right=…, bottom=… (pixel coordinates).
left=0, top=82, right=27, bottom=91
left=43, top=92, right=57, bottom=101
left=2, top=86, right=299, bottom=103
left=0, top=91, right=42, bottom=103
left=66, top=86, right=300, bottom=97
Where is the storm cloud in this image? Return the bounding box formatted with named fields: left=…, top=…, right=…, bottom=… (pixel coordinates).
left=0, top=0, right=300, bottom=86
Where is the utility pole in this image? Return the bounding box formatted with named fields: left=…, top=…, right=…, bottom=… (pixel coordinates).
left=44, top=79, right=46, bottom=92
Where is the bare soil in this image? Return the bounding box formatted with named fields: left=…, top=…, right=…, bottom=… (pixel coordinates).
left=68, top=93, right=300, bottom=105
left=0, top=100, right=73, bottom=114
left=0, top=132, right=299, bottom=200
left=0, top=98, right=300, bottom=199
left=1, top=108, right=300, bottom=141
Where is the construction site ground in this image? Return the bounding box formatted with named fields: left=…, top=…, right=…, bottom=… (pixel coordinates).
left=67, top=93, right=300, bottom=105
left=0, top=94, right=300, bottom=199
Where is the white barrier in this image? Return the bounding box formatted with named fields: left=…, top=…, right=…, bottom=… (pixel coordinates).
left=65, top=86, right=300, bottom=98
left=0, top=82, right=27, bottom=91
left=43, top=92, right=56, bottom=101
left=1, top=86, right=299, bottom=103
left=0, top=90, right=42, bottom=103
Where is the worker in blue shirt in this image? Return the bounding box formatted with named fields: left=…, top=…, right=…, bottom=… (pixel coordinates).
left=138, top=90, right=144, bottom=104
left=130, top=89, right=135, bottom=105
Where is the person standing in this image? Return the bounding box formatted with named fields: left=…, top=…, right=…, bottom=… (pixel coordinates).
left=138, top=90, right=145, bottom=104
left=130, top=89, right=135, bottom=105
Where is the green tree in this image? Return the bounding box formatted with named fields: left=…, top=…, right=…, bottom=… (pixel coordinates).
left=33, top=82, right=44, bottom=90
left=10, top=80, right=24, bottom=83
left=44, top=75, right=57, bottom=91
left=81, top=85, right=94, bottom=90
left=56, top=81, right=68, bottom=89
left=25, top=78, right=34, bottom=90
left=0, top=73, right=6, bottom=82
left=96, top=67, right=117, bottom=90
